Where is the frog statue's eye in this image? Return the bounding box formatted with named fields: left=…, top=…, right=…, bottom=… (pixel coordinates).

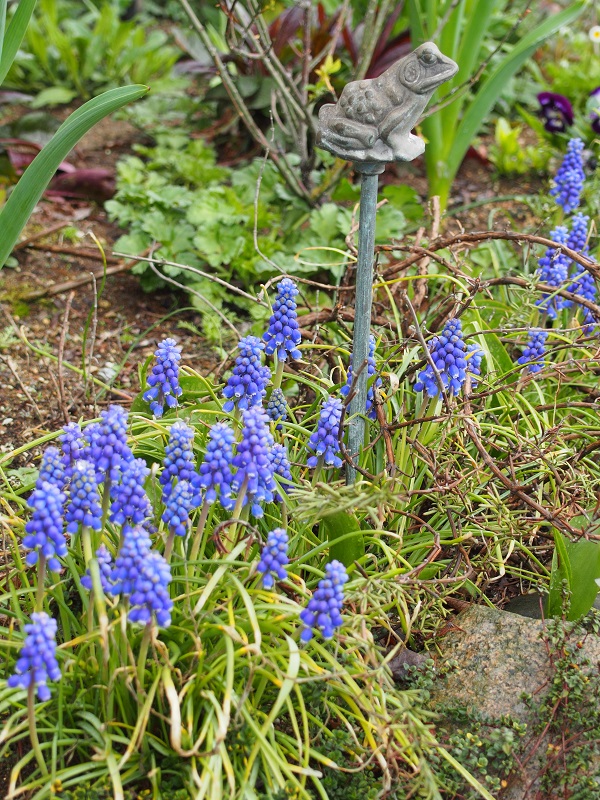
left=419, top=49, right=438, bottom=66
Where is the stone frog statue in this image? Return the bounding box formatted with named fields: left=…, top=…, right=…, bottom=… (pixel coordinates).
left=317, top=42, right=458, bottom=163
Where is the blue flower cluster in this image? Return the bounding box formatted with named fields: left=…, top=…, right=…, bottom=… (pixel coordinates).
left=85, top=405, right=132, bottom=484
left=340, top=334, right=381, bottom=418
left=266, top=388, right=288, bottom=428
left=81, top=544, right=114, bottom=593
left=270, top=443, right=293, bottom=502
left=160, top=420, right=201, bottom=500
left=263, top=278, right=302, bottom=362
left=550, top=137, right=585, bottom=213
left=110, top=457, right=152, bottom=526
left=24, top=480, right=66, bottom=573
left=257, top=528, right=289, bottom=589
left=65, top=460, right=103, bottom=533
left=566, top=214, right=597, bottom=329
left=307, top=397, right=343, bottom=469
left=517, top=329, right=548, bottom=374
left=223, top=335, right=271, bottom=413
left=8, top=612, right=61, bottom=701
left=60, top=423, right=86, bottom=478
left=162, top=479, right=195, bottom=537
left=300, top=560, right=348, bottom=642
left=38, top=446, right=65, bottom=489
left=198, top=422, right=235, bottom=508
left=536, top=226, right=571, bottom=319
left=231, top=407, right=277, bottom=517
left=143, top=338, right=183, bottom=418
left=414, top=319, right=469, bottom=398
left=466, top=343, right=484, bottom=389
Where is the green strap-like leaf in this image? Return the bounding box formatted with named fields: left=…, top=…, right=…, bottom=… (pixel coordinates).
left=0, top=0, right=37, bottom=86
left=0, top=84, right=149, bottom=268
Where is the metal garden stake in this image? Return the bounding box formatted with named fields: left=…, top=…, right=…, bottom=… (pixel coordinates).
left=316, top=42, right=458, bottom=484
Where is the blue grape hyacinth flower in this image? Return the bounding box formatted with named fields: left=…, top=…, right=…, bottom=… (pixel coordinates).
left=110, top=457, right=152, bottom=527
left=8, top=612, right=61, bottom=701
left=550, top=137, right=585, bottom=213
left=81, top=544, right=114, bottom=593
left=257, top=528, right=289, bottom=589
left=162, top=479, right=195, bottom=538
left=307, top=396, right=343, bottom=469
left=38, top=446, right=65, bottom=489
left=270, top=443, right=294, bottom=502
left=517, top=329, right=548, bottom=374
left=466, top=342, right=484, bottom=390
left=143, top=338, right=183, bottom=418
left=536, top=226, right=571, bottom=318
left=65, top=460, right=103, bottom=533
left=109, top=524, right=153, bottom=597
left=300, top=560, right=348, bottom=642
left=414, top=319, right=468, bottom=398
left=266, top=388, right=288, bottom=428
left=85, top=405, right=133, bottom=485
left=59, top=422, right=86, bottom=479
left=198, top=422, right=235, bottom=509
left=128, top=551, right=173, bottom=628
left=23, top=480, right=66, bottom=573
left=223, top=335, right=271, bottom=413
left=160, top=420, right=201, bottom=501
left=340, top=334, right=381, bottom=419
left=263, top=278, right=302, bottom=362
left=566, top=214, right=597, bottom=328
left=231, top=406, right=277, bottom=518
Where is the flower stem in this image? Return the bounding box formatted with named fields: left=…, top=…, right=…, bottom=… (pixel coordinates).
left=164, top=530, right=176, bottom=563
left=35, top=555, right=46, bottom=613
left=27, top=682, right=48, bottom=776
left=311, top=455, right=324, bottom=486
left=136, top=624, right=152, bottom=689
left=189, top=500, right=210, bottom=570
left=101, top=475, right=112, bottom=530
left=227, top=476, right=249, bottom=549
left=272, top=357, right=285, bottom=391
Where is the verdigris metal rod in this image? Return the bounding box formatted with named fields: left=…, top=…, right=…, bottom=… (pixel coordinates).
left=346, top=163, right=383, bottom=484
left=315, top=41, right=458, bottom=485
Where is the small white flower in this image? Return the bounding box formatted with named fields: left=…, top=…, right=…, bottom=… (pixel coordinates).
left=589, top=25, right=600, bottom=43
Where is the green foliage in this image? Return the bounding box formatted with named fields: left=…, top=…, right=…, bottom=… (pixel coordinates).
left=488, top=117, right=552, bottom=175
left=546, top=532, right=600, bottom=621
left=5, top=0, right=182, bottom=99
left=406, top=0, right=587, bottom=207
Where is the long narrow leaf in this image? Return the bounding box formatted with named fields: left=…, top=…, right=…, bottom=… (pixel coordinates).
left=0, top=0, right=7, bottom=71
left=0, top=84, right=148, bottom=268
left=446, top=1, right=586, bottom=178
left=0, top=0, right=37, bottom=85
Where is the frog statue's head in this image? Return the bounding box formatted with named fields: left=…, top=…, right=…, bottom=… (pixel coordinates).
left=397, top=42, right=458, bottom=95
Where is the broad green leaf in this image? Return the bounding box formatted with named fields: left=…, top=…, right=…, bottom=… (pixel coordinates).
left=547, top=531, right=573, bottom=619
left=321, top=510, right=365, bottom=567
left=31, top=85, right=77, bottom=108
left=0, top=0, right=36, bottom=86
left=548, top=533, right=600, bottom=621
left=0, top=84, right=148, bottom=268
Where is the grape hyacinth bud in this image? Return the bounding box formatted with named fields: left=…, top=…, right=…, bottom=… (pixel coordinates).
left=517, top=329, right=548, bottom=374
left=231, top=407, right=277, bottom=518
left=81, top=544, right=114, bottom=592
left=59, top=422, right=86, bottom=479
left=38, top=446, right=65, bottom=489
left=85, top=405, right=133, bottom=485
left=143, top=338, right=183, bottom=418
left=270, top=443, right=293, bottom=502
left=8, top=612, right=60, bottom=701
left=128, top=550, right=173, bottom=628
left=340, top=335, right=381, bottom=419
left=65, top=460, right=103, bottom=533
left=23, top=481, right=66, bottom=573
left=257, top=528, right=289, bottom=589
left=109, top=524, right=153, bottom=597
left=198, top=422, right=235, bottom=509
left=263, top=278, right=302, bottom=362
left=413, top=319, right=468, bottom=398
left=162, top=479, right=195, bottom=537
left=222, top=336, right=271, bottom=413
left=550, top=137, right=585, bottom=213
left=159, top=420, right=201, bottom=500
left=300, top=560, right=348, bottom=642
left=307, top=397, right=343, bottom=469
left=536, top=226, right=571, bottom=319
left=110, top=457, right=152, bottom=527
left=266, top=388, right=288, bottom=428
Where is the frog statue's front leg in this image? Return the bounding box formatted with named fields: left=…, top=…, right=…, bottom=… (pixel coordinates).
left=378, top=106, right=426, bottom=161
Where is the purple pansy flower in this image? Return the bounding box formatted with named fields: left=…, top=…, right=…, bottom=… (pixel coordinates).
left=537, top=92, right=574, bottom=133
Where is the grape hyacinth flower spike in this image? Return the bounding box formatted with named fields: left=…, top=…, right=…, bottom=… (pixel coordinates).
left=413, top=318, right=468, bottom=398
left=65, top=460, right=103, bottom=533
left=160, top=419, right=201, bottom=501
left=143, top=338, right=183, bottom=418
left=266, top=387, right=288, bottom=428
left=535, top=226, right=571, bottom=319
left=60, top=422, right=86, bottom=480
left=110, top=457, right=152, bottom=527
left=263, top=278, right=302, bottom=363
left=38, top=446, right=65, bottom=489
left=23, top=480, right=66, bottom=574
left=307, top=396, right=343, bottom=469
left=466, top=342, right=484, bottom=390
left=129, top=550, right=173, bottom=628
left=8, top=612, right=61, bottom=701
left=257, top=528, right=289, bottom=589
left=162, top=479, right=195, bottom=538
left=222, top=335, right=271, bottom=413
left=81, top=544, right=114, bottom=592
left=517, top=329, right=548, bottom=375
left=85, top=404, right=133, bottom=486
left=231, top=406, right=277, bottom=518
left=566, top=214, right=597, bottom=329
left=300, top=560, right=348, bottom=642
left=341, top=334, right=381, bottom=418
left=270, top=443, right=294, bottom=502
left=550, top=137, right=585, bottom=213
left=198, top=421, right=235, bottom=510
